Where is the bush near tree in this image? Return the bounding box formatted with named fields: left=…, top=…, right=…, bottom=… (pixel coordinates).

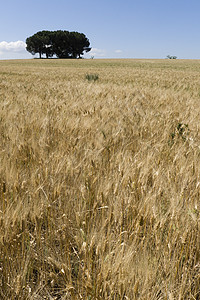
left=26, top=30, right=91, bottom=59
left=166, top=55, right=177, bottom=59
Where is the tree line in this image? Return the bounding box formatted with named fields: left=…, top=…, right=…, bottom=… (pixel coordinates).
left=26, top=30, right=91, bottom=59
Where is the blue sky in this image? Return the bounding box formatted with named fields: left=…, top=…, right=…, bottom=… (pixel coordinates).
left=0, top=0, right=200, bottom=59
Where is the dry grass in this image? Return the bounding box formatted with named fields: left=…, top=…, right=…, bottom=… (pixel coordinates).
left=0, top=58, right=200, bottom=299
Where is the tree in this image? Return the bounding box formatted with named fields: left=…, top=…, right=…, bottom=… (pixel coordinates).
left=69, top=32, right=91, bottom=58
left=26, top=33, right=43, bottom=59
left=51, top=31, right=71, bottom=58
left=26, top=31, right=54, bottom=59
left=26, top=30, right=91, bottom=59
left=38, top=31, right=54, bottom=58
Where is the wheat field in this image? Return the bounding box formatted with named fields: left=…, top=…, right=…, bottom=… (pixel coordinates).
left=0, top=59, right=199, bottom=299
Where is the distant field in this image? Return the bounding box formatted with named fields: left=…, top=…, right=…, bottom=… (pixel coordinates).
left=0, top=59, right=199, bottom=299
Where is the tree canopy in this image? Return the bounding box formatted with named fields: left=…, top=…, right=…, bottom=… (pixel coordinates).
left=26, top=30, right=91, bottom=59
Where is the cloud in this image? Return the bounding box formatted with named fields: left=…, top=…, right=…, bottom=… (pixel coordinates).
left=115, top=50, right=122, bottom=53
left=0, top=41, right=26, bottom=54
left=89, top=48, right=106, bottom=57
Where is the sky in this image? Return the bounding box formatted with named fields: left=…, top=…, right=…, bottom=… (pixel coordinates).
left=0, top=0, right=200, bottom=59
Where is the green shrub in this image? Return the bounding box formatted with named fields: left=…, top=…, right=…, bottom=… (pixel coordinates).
left=85, top=73, right=99, bottom=82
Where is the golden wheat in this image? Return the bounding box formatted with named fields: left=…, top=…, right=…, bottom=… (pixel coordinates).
left=0, top=59, right=199, bottom=299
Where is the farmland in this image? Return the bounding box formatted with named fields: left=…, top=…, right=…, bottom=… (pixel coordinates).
left=0, top=58, right=200, bottom=299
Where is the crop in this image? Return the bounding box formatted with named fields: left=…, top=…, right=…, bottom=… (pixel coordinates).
left=0, top=58, right=199, bottom=299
